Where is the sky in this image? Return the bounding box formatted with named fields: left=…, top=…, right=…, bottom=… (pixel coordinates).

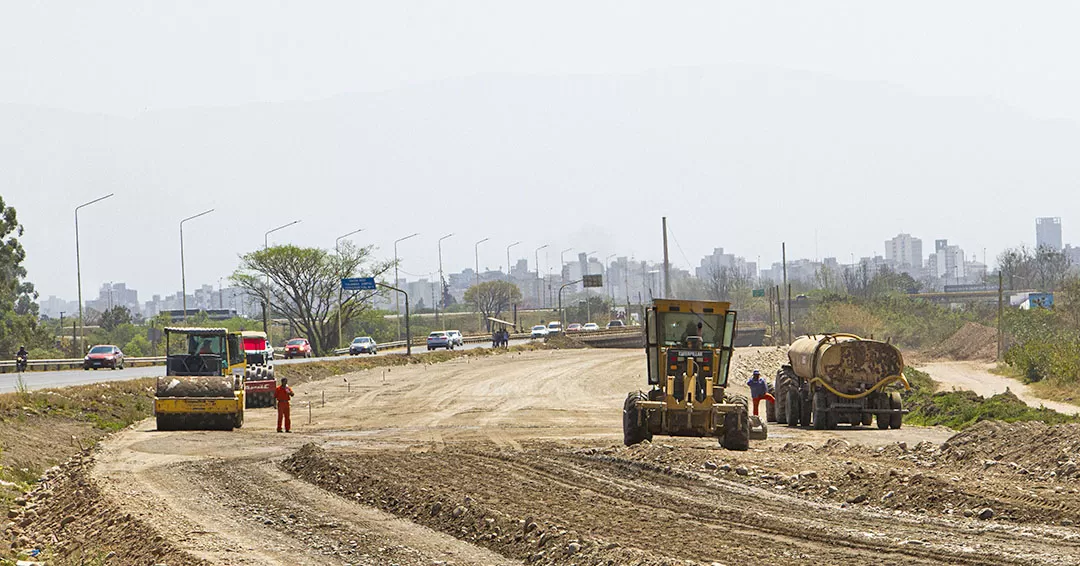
left=3, top=1, right=1080, bottom=302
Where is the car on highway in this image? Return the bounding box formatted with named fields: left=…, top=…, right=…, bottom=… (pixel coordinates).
left=446, top=330, right=464, bottom=347
left=83, top=344, right=124, bottom=370
left=427, top=331, right=454, bottom=350
left=349, top=336, right=378, bottom=355
left=547, top=321, right=562, bottom=335
left=583, top=322, right=600, bottom=331
left=283, top=338, right=313, bottom=359
left=565, top=323, right=583, bottom=333
left=606, top=320, right=626, bottom=329
left=530, top=325, right=549, bottom=338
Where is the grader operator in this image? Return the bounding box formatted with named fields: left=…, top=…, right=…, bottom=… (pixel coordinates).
left=154, top=327, right=246, bottom=430
left=623, top=299, right=765, bottom=451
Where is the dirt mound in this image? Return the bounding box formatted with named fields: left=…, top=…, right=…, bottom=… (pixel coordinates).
left=940, top=420, right=1080, bottom=480
left=732, top=346, right=789, bottom=382
left=6, top=449, right=209, bottom=565
left=930, top=322, right=998, bottom=361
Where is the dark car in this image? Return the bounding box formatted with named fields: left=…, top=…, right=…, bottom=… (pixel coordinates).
left=83, top=344, right=124, bottom=370
left=606, top=320, right=626, bottom=329
left=283, top=338, right=313, bottom=359
left=349, top=336, right=378, bottom=355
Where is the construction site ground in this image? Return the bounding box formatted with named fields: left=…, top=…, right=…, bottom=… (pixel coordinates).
left=14, top=347, right=1080, bottom=565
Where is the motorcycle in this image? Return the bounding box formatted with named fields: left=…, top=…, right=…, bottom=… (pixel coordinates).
left=15, top=354, right=28, bottom=373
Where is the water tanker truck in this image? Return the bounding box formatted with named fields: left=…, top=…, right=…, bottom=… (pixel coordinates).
left=775, top=333, right=909, bottom=430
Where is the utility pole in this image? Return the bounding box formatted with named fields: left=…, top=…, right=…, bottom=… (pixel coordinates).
left=75, top=193, right=114, bottom=353
left=393, top=232, right=419, bottom=341
left=997, top=270, right=1004, bottom=361
left=335, top=228, right=364, bottom=349
left=782, top=242, right=789, bottom=345
left=534, top=244, right=549, bottom=309
left=662, top=217, right=671, bottom=298
left=437, top=233, right=454, bottom=327
left=180, top=209, right=214, bottom=322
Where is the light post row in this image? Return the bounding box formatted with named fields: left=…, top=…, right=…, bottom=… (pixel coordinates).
left=180, top=209, right=215, bottom=321
left=394, top=232, right=420, bottom=341
left=75, top=193, right=114, bottom=353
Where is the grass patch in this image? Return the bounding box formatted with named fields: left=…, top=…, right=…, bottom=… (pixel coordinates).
left=903, top=367, right=1079, bottom=429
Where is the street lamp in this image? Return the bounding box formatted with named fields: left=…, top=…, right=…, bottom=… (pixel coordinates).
left=474, top=238, right=490, bottom=288
left=262, top=220, right=301, bottom=336
left=506, top=241, right=521, bottom=282
left=180, top=208, right=214, bottom=321
left=605, top=253, right=616, bottom=301
left=393, top=232, right=419, bottom=340
left=437, top=233, right=454, bottom=326
left=534, top=244, right=549, bottom=308
left=335, top=228, right=364, bottom=349
left=75, top=193, right=114, bottom=351
left=560, top=248, right=573, bottom=284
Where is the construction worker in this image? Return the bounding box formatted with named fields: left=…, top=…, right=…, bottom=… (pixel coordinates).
left=275, top=377, right=295, bottom=433
left=747, top=370, right=774, bottom=417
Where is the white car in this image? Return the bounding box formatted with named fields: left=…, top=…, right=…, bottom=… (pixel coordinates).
left=446, top=330, right=464, bottom=346
left=530, top=325, right=549, bottom=338
left=547, top=321, right=562, bottom=335
left=582, top=323, right=600, bottom=331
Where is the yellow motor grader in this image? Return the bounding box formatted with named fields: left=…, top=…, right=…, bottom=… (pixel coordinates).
left=623, top=299, right=765, bottom=450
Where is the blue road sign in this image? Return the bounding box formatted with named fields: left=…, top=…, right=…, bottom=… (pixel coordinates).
left=342, top=277, right=376, bottom=291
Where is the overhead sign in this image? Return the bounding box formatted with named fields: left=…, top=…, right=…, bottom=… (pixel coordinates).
left=582, top=274, right=603, bottom=288
left=342, top=277, right=376, bottom=291
left=752, top=288, right=766, bottom=297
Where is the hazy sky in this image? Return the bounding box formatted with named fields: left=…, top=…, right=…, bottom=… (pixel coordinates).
left=4, top=2, right=1079, bottom=301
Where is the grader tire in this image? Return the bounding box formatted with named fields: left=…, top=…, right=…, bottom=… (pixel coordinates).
left=721, top=394, right=750, bottom=451
left=889, top=392, right=903, bottom=429
left=622, top=392, right=652, bottom=446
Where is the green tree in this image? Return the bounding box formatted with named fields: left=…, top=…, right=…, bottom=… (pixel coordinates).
left=0, top=196, right=49, bottom=357
left=231, top=243, right=392, bottom=355
left=99, top=306, right=133, bottom=332
left=464, top=281, right=521, bottom=329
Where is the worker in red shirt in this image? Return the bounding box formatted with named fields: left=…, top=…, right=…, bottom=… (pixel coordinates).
left=275, top=377, right=295, bottom=433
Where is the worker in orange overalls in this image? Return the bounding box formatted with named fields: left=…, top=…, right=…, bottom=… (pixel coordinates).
left=275, top=377, right=295, bottom=433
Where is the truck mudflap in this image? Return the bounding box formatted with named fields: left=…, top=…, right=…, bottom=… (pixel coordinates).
left=244, top=380, right=275, bottom=393
left=155, top=396, right=243, bottom=414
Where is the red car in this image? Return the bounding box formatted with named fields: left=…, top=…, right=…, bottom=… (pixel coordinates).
left=283, top=338, right=313, bottom=359
left=83, top=344, right=125, bottom=370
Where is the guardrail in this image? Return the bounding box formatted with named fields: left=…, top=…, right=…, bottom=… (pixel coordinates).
left=0, top=356, right=166, bottom=374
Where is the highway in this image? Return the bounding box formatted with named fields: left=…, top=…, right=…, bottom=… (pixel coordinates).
left=0, top=338, right=531, bottom=393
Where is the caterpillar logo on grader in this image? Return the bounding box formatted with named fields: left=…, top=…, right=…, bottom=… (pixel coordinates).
left=155, top=327, right=246, bottom=431
left=623, top=299, right=766, bottom=451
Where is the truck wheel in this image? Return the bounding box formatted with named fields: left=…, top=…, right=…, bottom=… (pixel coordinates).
left=813, top=390, right=828, bottom=430
left=765, top=383, right=777, bottom=423
left=799, top=390, right=813, bottom=428
left=889, top=392, right=903, bottom=429
left=786, top=388, right=801, bottom=428
left=622, top=392, right=651, bottom=446
left=862, top=414, right=873, bottom=426
left=721, top=393, right=750, bottom=451
left=775, top=373, right=788, bottom=425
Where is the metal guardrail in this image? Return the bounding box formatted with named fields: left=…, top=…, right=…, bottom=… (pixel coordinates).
left=0, top=356, right=166, bottom=374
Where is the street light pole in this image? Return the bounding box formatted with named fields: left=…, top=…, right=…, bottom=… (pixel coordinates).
left=506, top=241, right=521, bottom=282
left=393, top=232, right=419, bottom=341
left=534, top=244, right=549, bottom=308
left=437, top=233, right=454, bottom=327
left=263, top=220, right=301, bottom=338
left=75, top=193, right=114, bottom=352
left=474, top=237, right=489, bottom=331
left=605, top=253, right=616, bottom=303
left=560, top=248, right=573, bottom=285
left=335, top=228, right=364, bottom=350
left=180, top=208, right=214, bottom=322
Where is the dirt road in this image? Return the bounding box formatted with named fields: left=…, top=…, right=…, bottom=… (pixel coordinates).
left=41, top=348, right=1080, bottom=565
left=919, top=361, right=1080, bottom=415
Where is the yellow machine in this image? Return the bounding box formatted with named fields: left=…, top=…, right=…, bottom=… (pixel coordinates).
left=623, top=299, right=763, bottom=450
left=155, top=327, right=246, bottom=431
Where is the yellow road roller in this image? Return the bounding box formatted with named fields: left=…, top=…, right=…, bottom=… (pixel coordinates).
left=155, top=327, right=246, bottom=431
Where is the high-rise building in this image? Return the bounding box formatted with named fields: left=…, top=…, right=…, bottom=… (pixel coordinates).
left=933, top=239, right=966, bottom=281
left=1036, top=217, right=1063, bottom=251
left=884, top=234, right=923, bottom=270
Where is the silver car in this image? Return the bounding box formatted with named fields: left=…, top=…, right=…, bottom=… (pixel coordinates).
left=446, top=330, right=464, bottom=347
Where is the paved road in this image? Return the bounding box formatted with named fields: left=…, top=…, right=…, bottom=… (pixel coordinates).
left=0, top=338, right=531, bottom=394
